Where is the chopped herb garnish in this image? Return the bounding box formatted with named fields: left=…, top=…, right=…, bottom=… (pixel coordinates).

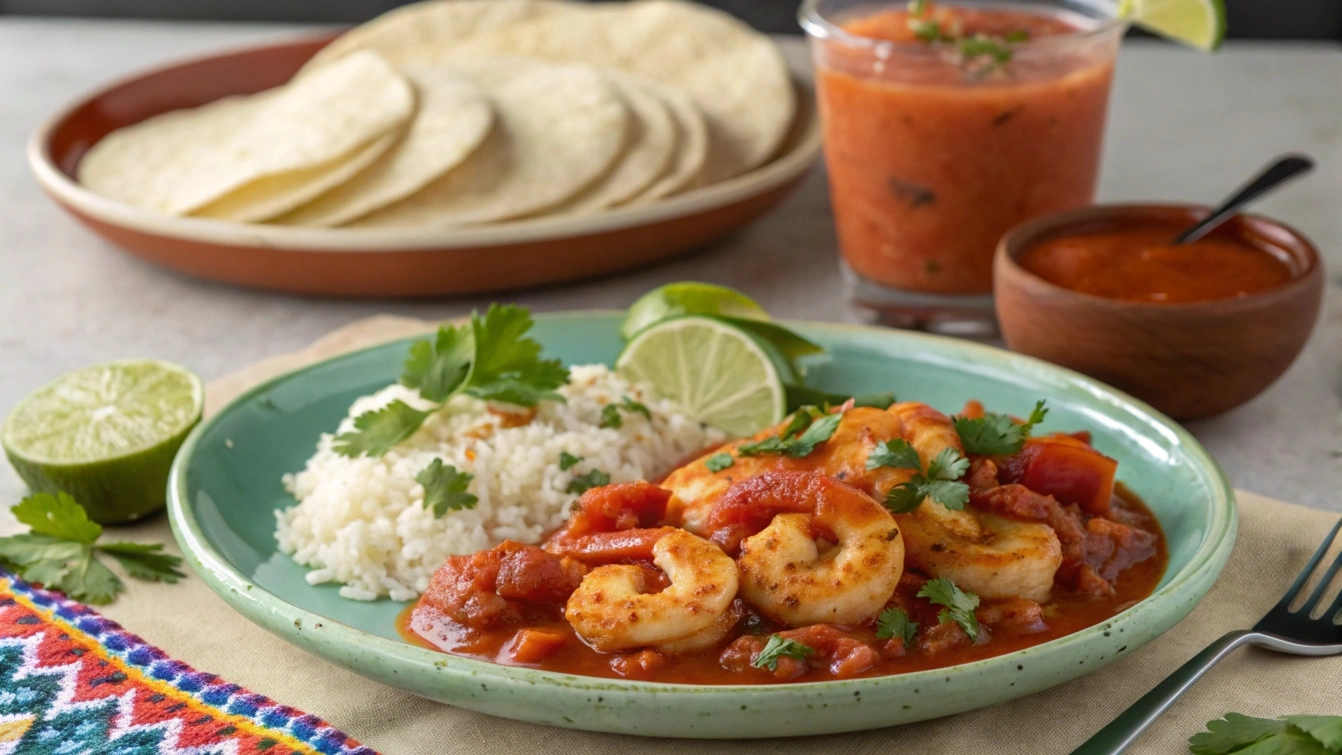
left=866, top=439, right=923, bottom=472
left=415, top=459, right=478, bottom=517
left=558, top=451, right=583, bottom=471
left=957, top=35, right=1014, bottom=65
left=872, top=442, right=970, bottom=514
left=706, top=453, right=735, bottom=473
left=876, top=607, right=919, bottom=645
left=911, top=18, right=952, bottom=42
left=600, top=396, right=652, bottom=429
left=1004, top=29, right=1031, bottom=42
left=953, top=400, right=1048, bottom=456
left=739, top=408, right=843, bottom=459
left=752, top=634, right=815, bottom=671
left=567, top=468, right=611, bottom=495
left=335, top=305, right=568, bottom=458
left=0, top=492, right=185, bottom=605
left=918, top=578, right=980, bottom=641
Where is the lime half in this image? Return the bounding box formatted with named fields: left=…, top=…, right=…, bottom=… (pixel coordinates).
left=2, top=360, right=203, bottom=523
left=1120, top=0, right=1226, bottom=51
left=620, top=282, right=769, bottom=340
left=616, top=316, right=785, bottom=437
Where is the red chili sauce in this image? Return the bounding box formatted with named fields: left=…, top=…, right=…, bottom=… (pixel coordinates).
left=1017, top=220, right=1296, bottom=303
left=398, top=427, right=1166, bottom=685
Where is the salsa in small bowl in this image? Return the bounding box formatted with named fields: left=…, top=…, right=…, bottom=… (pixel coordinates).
left=994, top=204, right=1324, bottom=420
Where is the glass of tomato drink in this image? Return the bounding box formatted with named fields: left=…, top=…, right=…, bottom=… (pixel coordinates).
left=800, top=0, right=1125, bottom=334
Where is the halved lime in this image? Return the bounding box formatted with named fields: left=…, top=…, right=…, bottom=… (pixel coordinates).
left=1119, top=0, right=1226, bottom=51
left=616, top=316, right=785, bottom=437
left=2, top=360, right=203, bottom=524
left=620, top=282, right=769, bottom=340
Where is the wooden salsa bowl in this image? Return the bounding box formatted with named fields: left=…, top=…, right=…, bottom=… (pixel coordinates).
left=994, top=204, right=1324, bottom=421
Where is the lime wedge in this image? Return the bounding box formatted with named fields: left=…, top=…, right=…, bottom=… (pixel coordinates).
left=616, top=316, right=785, bottom=437
left=2, top=360, right=203, bottom=523
left=1119, top=0, right=1226, bottom=51
left=620, top=282, right=769, bottom=340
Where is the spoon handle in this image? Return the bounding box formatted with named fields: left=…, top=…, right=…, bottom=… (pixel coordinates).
left=1173, top=154, right=1315, bottom=245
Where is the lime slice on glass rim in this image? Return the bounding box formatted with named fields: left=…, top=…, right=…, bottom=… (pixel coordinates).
left=2, top=359, right=203, bottom=524
left=620, top=282, right=769, bottom=340
left=1118, top=0, right=1227, bottom=51
left=616, top=316, right=786, bottom=437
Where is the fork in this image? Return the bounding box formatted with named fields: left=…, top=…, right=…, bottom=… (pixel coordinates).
left=1072, top=519, right=1342, bottom=754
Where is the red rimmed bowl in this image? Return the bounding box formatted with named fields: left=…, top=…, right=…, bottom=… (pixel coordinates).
left=995, top=204, right=1325, bottom=421
left=28, top=34, right=821, bottom=298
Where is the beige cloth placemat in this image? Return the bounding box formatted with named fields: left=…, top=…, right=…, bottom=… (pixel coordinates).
left=80, top=316, right=1342, bottom=754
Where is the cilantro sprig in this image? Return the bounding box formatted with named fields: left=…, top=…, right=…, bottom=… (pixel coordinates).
left=1191, top=713, right=1342, bottom=754
left=0, top=492, right=184, bottom=605
left=752, top=634, right=815, bottom=671
left=738, top=407, right=843, bottom=459
left=705, top=453, right=734, bottom=473
left=953, top=400, right=1047, bottom=456
left=868, top=439, right=970, bottom=513
left=415, top=459, right=478, bottom=517
left=876, top=606, right=919, bottom=645
left=784, top=385, right=896, bottom=413
left=904, top=0, right=1032, bottom=71
left=918, top=578, right=980, bottom=641
left=335, top=305, right=568, bottom=458
left=559, top=451, right=583, bottom=471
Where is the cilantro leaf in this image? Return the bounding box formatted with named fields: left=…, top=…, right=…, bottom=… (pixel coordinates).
left=0, top=495, right=183, bottom=605
left=781, top=407, right=821, bottom=439
left=464, top=304, right=569, bottom=407
left=97, top=542, right=185, bottom=583
left=921, top=479, right=970, bottom=510
left=926, top=447, right=971, bottom=481
left=875, top=607, right=918, bottom=645
left=788, top=412, right=843, bottom=456
left=918, top=578, right=980, bottom=641
left=737, top=436, right=786, bottom=457
left=958, top=35, right=1014, bottom=64
left=567, top=468, right=611, bottom=495
left=415, top=459, right=478, bottom=517
left=1281, top=716, right=1342, bottom=751
left=333, top=400, right=432, bottom=458
left=559, top=452, right=583, bottom=471
left=621, top=397, right=651, bottom=419
left=867, top=439, right=923, bottom=471
left=11, top=492, right=101, bottom=545
left=883, top=481, right=927, bottom=514
left=953, top=400, right=1048, bottom=456
left=400, top=324, right=472, bottom=403
left=752, top=634, right=815, bottom=671
left=600, top=404, right=623, bottom=429
left=705, top=453, right=734, bottom=473
left=875, top=446, right=969, bottom=513
left=1190, top=714, right=1308, bottom=755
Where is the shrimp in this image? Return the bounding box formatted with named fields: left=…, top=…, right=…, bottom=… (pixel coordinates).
left=707, top=471, right=904, bottom=627
left=664, top=406, right=907, bottom=534
left=565, top=528, right=740, bottom=653
left=889, top=402, right=1063, bottom=602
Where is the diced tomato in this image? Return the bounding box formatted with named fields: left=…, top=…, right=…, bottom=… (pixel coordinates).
left=1000, top=434, right=1116, bottom=516
left=501, top=628, right=568, bottom=664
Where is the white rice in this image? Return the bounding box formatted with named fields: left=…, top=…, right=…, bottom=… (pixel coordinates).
left=276, top=364, right=724, bottom=601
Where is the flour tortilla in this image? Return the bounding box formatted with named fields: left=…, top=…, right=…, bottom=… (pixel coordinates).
left=305, top=0, right=794, bottom=184
left=625, top=81, right=709, bottom=204
left=351, top=57, right=628, bottom=229
left=555, top=72, right=675, bottom=213
left=79, top=51, right=413, bottom=217
left=276, top=72, right=494, bottom=227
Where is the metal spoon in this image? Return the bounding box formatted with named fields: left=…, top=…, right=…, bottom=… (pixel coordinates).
left=1173, top=154, right=1315, bottom=245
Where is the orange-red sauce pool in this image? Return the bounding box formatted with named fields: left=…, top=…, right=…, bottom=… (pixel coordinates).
left=1017, top=220, right=1296, bottom=303
left=813, top=3, right=1119, bottom=294
left=398, top=486, right=1165, bottom=685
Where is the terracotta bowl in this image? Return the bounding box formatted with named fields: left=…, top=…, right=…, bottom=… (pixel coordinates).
left=995, top=204, right=1324, bottom=421
left=28, top=34, right=822, bottom=298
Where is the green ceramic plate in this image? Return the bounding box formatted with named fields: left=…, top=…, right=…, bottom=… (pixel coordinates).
left=167, top=312, right=1236, bottom=739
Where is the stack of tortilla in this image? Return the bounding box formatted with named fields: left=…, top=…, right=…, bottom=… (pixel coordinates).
left=77, top=0, right=797, bottom=230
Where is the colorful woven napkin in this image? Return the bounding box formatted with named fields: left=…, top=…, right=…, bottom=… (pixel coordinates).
left=0, top=568, right=375, bottom=755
